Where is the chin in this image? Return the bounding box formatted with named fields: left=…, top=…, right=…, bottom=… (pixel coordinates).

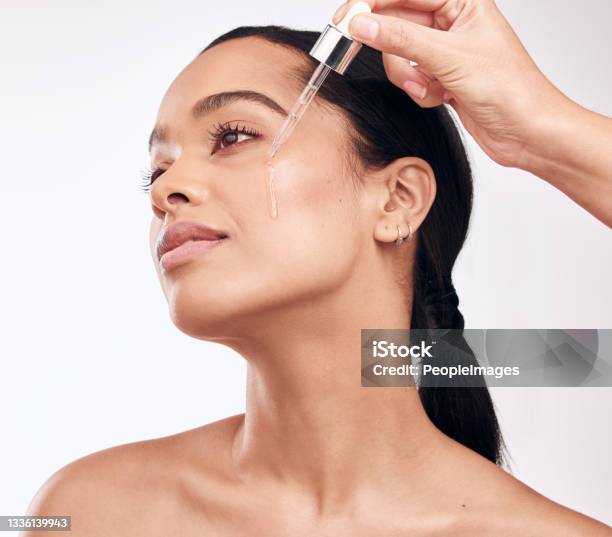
left=165, top=283, right=236, bottom=340
left=163, top=273, right=273, bottom=341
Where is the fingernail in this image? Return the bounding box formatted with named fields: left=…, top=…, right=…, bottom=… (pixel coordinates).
left=403, top=80, right=428, bottom=100
left=350, top=14, right=379, bottom=41
left=333, top=2, right=349, bottom=24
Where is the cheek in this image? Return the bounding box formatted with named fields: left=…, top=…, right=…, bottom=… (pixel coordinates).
left=221, top=149, right=355, bottom=236
left=237, top=154, right=360, bottom=289
left=271, top=156, right=352, bottom=224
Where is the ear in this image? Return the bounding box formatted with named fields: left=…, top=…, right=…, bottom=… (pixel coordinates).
left=372, top=157, right=436, bottom=245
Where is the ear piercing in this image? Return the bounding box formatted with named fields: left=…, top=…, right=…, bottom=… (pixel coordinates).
left=396, top=223, right=414, bottom=245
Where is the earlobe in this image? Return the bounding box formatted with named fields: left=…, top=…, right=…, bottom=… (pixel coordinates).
left=372, top=157, right=436, bottom=245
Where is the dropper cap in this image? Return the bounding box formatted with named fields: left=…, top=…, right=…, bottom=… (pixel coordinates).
left=309, top=1, right=372, bottom=74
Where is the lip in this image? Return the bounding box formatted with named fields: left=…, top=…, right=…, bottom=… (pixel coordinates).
left=159, top=238, right=226, bottom=271
left=156, top=220, right=228, bottom=272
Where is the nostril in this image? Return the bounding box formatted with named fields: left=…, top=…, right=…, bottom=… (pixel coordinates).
left=168, top=192, right=188, bottom=205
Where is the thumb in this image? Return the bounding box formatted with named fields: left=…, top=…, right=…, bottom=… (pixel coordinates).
left=349, top=13, right=450, bottom=74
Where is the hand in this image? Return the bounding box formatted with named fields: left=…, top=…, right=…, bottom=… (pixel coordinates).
left=333, top=0, right=572, bottom=170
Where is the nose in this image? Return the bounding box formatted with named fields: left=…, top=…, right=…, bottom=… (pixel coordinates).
left=149, top=165, right=204, bottom=220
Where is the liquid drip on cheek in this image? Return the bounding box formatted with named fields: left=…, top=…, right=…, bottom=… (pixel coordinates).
left=266, top=158, right=279, bottom=220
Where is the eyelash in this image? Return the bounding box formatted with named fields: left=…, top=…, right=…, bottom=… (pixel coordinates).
left=139, top=121, right=262, bottom=194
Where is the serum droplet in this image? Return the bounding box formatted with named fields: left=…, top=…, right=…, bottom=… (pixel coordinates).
left=266, top=159, right=278, bottom=220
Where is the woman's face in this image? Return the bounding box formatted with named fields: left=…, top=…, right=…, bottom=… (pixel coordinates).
left=148, top=37, right=375, bottom=340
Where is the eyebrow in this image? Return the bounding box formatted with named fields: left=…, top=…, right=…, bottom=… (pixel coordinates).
left=148, top=90, right=288, bottom=152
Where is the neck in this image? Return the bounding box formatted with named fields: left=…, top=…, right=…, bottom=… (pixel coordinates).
left=227, top=272, right=449, bottom=515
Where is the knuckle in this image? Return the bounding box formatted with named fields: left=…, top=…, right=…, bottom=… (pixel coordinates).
left=387, top=20, right=412, bottom=52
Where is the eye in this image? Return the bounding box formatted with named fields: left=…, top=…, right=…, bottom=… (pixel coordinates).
left=208, top=121, right=261, bottom=154
left=139, top=122, right=262, bottom=193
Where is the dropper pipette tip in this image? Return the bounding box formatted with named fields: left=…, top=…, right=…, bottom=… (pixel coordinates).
left=269, top=141, right=279, bottom=160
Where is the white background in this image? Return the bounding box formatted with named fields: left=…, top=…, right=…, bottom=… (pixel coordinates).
left=1, top=0, right=611, bottom=528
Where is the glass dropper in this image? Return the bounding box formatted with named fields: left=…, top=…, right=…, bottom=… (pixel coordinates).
left=269, top=63, right=332, bottom=160
left=267, top=1, right=372, bottom=160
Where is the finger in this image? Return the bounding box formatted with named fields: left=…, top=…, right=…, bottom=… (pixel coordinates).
left=345, top=0, right=448, bottom=12
left=332, top=2, right=350, bottom=24
left=381, top=52, right=448, bottom=108
left=382, top=52, right=432, bottom=88
left=441, top=90, right=454, bottom=103
left=333, top=0, right=436, bottom=27
left=403, top=79, right=447, bottom=108
left=376, top=6, right=434, bottom=27
left=370, top=0, right=447, bottom=9
left=349, top=12, right=450, bottom=72
left=413, top=64, right=437, bottom=81
left=383, top=53, right=441, bottom=83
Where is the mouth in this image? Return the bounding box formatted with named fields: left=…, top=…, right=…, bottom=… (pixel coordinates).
left=156, top=220, right=229, bottom=271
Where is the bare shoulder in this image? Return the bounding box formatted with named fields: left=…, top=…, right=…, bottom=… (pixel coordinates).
left=445, top=446, right=612, bottom=537
left=513, top=484, right=612, bottom=536
left=489, top=479, right=612, bottom=537
left=21, top=414, right=243, bottom=537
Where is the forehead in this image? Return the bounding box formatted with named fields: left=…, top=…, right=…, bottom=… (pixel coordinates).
left=157, top=37, right=307, bottom=122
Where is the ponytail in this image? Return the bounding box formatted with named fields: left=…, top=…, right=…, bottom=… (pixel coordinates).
left=413, top=276, right=504, bottom=465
